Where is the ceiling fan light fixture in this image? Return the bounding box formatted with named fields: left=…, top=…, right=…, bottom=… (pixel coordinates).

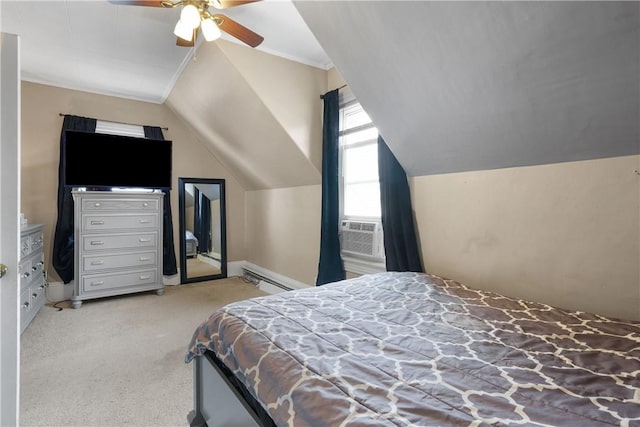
left=201, top=17, right=221, bottom=41
left=174, top=19, right=194, bottom=41
left=180, top=4, right=201, bottom=29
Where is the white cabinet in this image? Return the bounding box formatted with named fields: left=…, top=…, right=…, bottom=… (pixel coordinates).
left=19, top=224, right=46, bottom=333
left=72, top=190, right=164, bottom=309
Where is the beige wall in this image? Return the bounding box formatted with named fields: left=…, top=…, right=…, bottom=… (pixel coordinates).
left=246, top=185, right=321, bottom=285
left=411, top=155, right=640, bottom=320
left=327, top=68, right=347, bottom=91
left=166, top=41, right=321, bottom=190
left=242, top=69, right=344, bottom=285
left=21, top=81, right=246, bottom=283
left=219, top=41, right=326, bottom=173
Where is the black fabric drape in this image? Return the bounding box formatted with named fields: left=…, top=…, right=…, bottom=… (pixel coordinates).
left=197, top=193, right=212, bottom=253
left=193, top=186, right=201, bottom=249
left=52, top=115, right=97, bottom=283
left=316, top=89, right=345, bottom=285
left=378, top=135, right=424, bottom=272
left=143, top=125, right=178, bottom=276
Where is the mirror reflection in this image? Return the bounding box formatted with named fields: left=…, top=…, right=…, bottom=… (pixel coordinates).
left=178, top=178, right=227, bottom=284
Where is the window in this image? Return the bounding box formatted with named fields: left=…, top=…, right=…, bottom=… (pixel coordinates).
left=95, top=120, right=145, bottom=138
left=338, top=93, right=385, bottom=270
left=340, top=99, right=380, bottom=219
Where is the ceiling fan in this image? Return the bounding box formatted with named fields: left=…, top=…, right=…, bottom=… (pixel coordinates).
left=110, top=0, right=264, bottom=48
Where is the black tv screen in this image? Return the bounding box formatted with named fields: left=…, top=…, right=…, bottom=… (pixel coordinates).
left=64, top=130, right=172, bottom=189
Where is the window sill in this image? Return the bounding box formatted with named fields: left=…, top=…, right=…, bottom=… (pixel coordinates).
left=342, top=256, right=386, bottom=276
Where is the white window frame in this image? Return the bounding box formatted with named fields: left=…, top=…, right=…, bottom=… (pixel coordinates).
left=338, top=92, right=385, bottom=274
left=95, top=120, right=145, bottom=138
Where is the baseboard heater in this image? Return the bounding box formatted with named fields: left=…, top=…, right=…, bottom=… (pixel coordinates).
left=242, top=267, right=293, bottom=294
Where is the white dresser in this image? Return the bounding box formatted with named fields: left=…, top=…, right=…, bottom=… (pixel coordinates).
left=72, top=190, right=165, bottom=309
left=20, top=223, right=46, bottom=333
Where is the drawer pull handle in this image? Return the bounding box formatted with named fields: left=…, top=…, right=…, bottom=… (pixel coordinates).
left=32, top=293, right=38, bottom=299
left=90, top=241, right=104, bottom=246
left=39, top=285, right=45, bottom=290
left=143, top=202, right=149, bottom=207
left=139, top=257, right=150, bottom=262
left=94, top=202, right=101, bottom=207
left=90, top=281, right=104, bottom=287
left=139, top=238, right=151, bottom=243
left=31, top=266, right=37, bottom=271
left=36, top=261, right=44, bottom=266
left=139, top=275, right=151, bottom=280
left=22, top=272, right=30, bottom=278
left=22, top=302, right=30, bottom=308
left=139, top=220, right=151, bottom=224
left=90, top=220, right=105, bottom=225
left=90, top=260, right=104, bottom=266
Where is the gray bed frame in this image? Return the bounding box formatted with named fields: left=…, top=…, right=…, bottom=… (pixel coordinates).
left=187, top=352, right=264, bottom=427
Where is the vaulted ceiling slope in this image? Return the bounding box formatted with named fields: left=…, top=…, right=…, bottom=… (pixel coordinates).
left=295, top=1, right=640, bottom=177
left=166, top=39, right=325, bottom=190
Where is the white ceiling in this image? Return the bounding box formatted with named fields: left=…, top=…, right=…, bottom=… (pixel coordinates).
left=0, top=0, right=332, bottom=104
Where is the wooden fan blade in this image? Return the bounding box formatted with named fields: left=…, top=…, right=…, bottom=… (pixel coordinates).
left=176, top=29, right=197, bottom=47
left=108, top=1, right=167, bottom=6
left=214, top=14, right=264, bottom=47
left=210, top=0, right=261, bottom=10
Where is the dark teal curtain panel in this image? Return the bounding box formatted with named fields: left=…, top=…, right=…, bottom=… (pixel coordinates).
left=316, top=89, right=345, bottom=285
left=143, top=125, right=178, bottom=276
left=378, top=135, right=424, bottom=272
left=52, top=115, right=97, bottom=283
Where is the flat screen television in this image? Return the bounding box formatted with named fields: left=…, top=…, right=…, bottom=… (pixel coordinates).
left=63, top=130, right=172, bottom=189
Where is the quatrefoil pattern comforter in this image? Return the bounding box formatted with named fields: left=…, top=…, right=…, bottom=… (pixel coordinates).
left=185, top=272, right=640, bottom=426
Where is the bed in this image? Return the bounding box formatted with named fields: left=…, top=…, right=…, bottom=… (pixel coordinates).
left=185, top=271, right=640, bottom=426
left=185, top=230, right=198, bottom=258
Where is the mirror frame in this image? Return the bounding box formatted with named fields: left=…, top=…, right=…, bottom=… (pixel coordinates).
left=178, top=177, right=227, bottom=284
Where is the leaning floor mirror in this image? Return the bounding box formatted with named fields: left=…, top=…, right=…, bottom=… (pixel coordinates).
left=178, top=178, right=227, bottom=284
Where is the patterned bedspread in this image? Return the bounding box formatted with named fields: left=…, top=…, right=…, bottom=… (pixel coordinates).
left=185, top=272, right=640, bottom=426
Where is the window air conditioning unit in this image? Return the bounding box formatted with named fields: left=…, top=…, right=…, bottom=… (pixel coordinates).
left=340, top=220, right=384, bottom=259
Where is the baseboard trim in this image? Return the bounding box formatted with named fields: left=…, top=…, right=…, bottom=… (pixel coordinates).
left=163, top=272, right=180, bottom=286
left=242, top=262, right=312, bottom=292
left=46, top=281, right=73, bottom=303
left=227, top=261, right=245, bottom=278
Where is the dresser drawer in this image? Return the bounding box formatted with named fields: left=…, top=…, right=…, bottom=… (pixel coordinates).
left=29, top=256, right=45, bottom=287
left=20, top=235, right=30, bottom=258
left=29, top=281, right=46, bottom=310
left=82, top=198, right=159, bottom=212
left=82, top=214, right=158, bottom=231
left=19, top=253, right=44, bottom=290
left=82, top=232, right=158, bottom=252
left=19, top=258, right=31, bottom=291
left=82, top=269, right=158, bottom=293
left=20, top=280, right=46, bottom=334
left=30, top=230, right=44, bottom=251
left=20, top=288, right=31, bottom=332
left=83, top=251, right=157, bottom=272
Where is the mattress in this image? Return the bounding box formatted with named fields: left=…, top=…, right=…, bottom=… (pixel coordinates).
left=185, top=230, right=198, bottom=257
left=186, top=272, right=640, bottom=426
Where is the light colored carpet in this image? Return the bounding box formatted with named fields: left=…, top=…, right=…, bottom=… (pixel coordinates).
left=20, top=277, right=267, bottom=427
